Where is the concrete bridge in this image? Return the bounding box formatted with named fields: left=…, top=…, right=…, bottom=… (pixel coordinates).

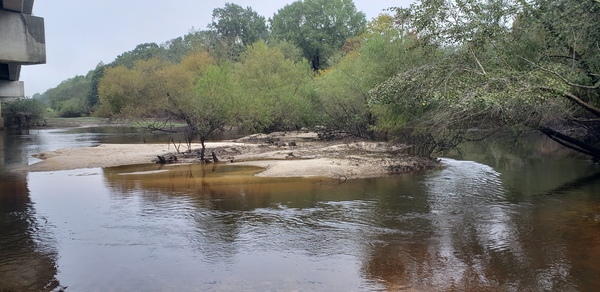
left=0, top=0, right=45, bottom=129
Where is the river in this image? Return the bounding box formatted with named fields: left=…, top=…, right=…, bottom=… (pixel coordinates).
left=1, top=127, right=599, bottom=291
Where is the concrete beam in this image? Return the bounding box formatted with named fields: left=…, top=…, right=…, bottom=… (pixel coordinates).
left=0, top=80, right=24, bottom=97
left=0, top=10, right=45, bottom=64
left=1, top=0, right=34, bottom=14
left=0, top=63, right=21, bottom=81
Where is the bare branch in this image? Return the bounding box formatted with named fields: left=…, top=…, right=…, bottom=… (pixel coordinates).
left=470, top=48, right=487, bottom=76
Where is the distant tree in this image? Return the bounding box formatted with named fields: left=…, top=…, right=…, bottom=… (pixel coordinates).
left=111, top=43, right=165, bottom=69
left=208, top=3, right=268, bottom=61
left=96, top=52, right=237, bottom=159
left=84, top=62, right=106, bottom=114
left=43, top=75, right=91, bottom=117
left=2, top=98, right=47, bottom=128
left=270, top=0, right=366, bottom=70
left=96, top=58, right=172, bottom=118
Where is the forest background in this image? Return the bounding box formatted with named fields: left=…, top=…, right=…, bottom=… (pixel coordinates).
left=4, top=0, right=600, bottom=160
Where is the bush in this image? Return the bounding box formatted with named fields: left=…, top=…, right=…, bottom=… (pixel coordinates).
left=1, top=98, right=47, bottom=128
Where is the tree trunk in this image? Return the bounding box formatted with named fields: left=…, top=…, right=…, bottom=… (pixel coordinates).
left=539, top=126, right=600, bottom=161
left=199, top=138, right=206, bottom=161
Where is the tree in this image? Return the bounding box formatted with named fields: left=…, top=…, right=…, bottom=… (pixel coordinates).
left=42, top=75, right=91, bottom=117
left=96, top=52, right=237, bottom=159
left=270, top=0, right=367, bottom=70
left=234, top=41, right=317, bottom=132
left=166, top=62, right=235, bottom=159
left=2, top=98, right=47, bottom=128
left=208, top=3, right=268, bottom=61
left=96, top=58, right=173, bottom=118
left=84, top=62, right=106, bottom=114
left=111, top=43, right=165, bottom=69
left=316, top=14, right=424, bottom=139
left=370, top=0, right=600, bottom=158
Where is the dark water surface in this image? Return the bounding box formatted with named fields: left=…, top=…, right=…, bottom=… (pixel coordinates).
left=1, top=127, right=600, bottom=291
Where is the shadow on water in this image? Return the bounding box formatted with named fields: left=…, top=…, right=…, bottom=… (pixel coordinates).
left=0, top=132, right=64, bottom=291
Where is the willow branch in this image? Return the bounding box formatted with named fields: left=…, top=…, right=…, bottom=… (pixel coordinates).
left=539, top=87, right=600, bottom=118
left=522, top=57, right=600, bottom=89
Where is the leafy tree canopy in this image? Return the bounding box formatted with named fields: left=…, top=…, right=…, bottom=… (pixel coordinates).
left=270, top=0, right=367, bottom=70
left=209, top=3, right=268, bottom=47
left=368, top=0, right=600, bottom=158
left=208, top=3, right=268, bottom=61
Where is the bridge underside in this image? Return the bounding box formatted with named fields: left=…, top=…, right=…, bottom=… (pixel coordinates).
left=0, top=0, right=45, bottom=129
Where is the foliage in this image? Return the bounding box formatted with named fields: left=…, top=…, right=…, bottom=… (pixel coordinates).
left=208, top=3, right=268, bottom=61
left=370, top=0, right=600, bottom=158
left=36, top=75, right=91, bottom=117
left=96, top=51, right=237, bottom=156
left=315, top=15, right=424, bottom=139
left=96, top=58, right=174, bottom=118
left=111, top=43, right=165, bottom=69
left=84, top=62, right=105, bottom=114
left=1, top=98, right=47, bottom=128
left=233, top=41, right=317, bottom=132
left=168, top=63, right=236, bottom=154
left=270, top=0, right=367, bottom=70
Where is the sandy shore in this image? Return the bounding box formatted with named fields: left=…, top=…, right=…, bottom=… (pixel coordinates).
left=24, top=133, right=437, bottom=179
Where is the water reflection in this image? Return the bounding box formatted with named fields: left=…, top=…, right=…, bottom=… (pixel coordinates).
left=0, top=174, right=61, bottom=291
left=0, top=132, right=62, bottom=291
left=2, top=128, right=600, bottom=290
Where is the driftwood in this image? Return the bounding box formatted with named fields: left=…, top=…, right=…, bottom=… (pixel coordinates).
left=156, top=155, right=178, bottom=164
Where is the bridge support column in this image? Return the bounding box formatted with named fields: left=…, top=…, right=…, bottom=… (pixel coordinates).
left=0, top=81, right=24, bottom=129
left=0, top=0, right=45, bottom=130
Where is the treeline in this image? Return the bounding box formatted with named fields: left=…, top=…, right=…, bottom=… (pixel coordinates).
left=20, top=0, right=600, bottom=159
left=34, top=0, right=366, bottom=118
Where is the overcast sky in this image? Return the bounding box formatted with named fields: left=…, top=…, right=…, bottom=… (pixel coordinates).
left=20, top=0, right=413, bottom=96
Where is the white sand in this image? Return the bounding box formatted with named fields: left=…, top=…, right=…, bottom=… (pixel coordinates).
left=24, top=140, right=433, bottom=179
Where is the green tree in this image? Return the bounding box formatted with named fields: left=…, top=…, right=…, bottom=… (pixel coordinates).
left=42, top=75, right=91, bottom=117
left=370, top=0, right=600, bottom=158
left=270, top=0, right=366, bottom=70
left=84, top=62, right=106, bottom=114
left=96, top=52, right=237, bottom=159
left=111, top=43, right=165, bottom=69
left=1, top=98, right=47, bottom=128
left=96, top=58, right=172, bottom=118
left=316, top=14, right=424, bottom=139
left=209, top=3, right=268, bottom=61
left=166, top=62, right=235, bottom=159
left=234, top=41, right=317, bottom=132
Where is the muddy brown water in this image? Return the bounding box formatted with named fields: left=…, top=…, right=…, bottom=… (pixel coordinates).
left=1, top=127, right=600, bottom=291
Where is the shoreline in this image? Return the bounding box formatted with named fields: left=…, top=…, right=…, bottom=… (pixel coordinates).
left=22, top=133, right=439, bottom=179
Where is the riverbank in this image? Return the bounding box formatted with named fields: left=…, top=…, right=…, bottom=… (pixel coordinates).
left=24, top=131, right=438, bottom=179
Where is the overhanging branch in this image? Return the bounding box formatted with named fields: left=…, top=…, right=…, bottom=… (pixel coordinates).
left=539, top=126, right=600, bottom=160
left=539, top=87, right=600, bottom=118
left=521, top=57, right=600, bottom=89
